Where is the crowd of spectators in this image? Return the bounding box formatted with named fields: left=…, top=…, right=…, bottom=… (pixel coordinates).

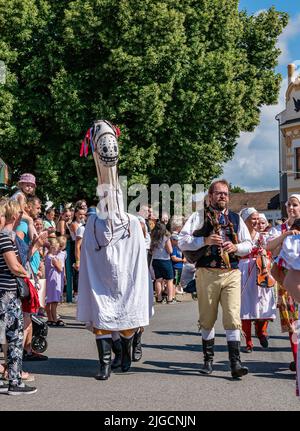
left=0, top=173, right=196, bottom=395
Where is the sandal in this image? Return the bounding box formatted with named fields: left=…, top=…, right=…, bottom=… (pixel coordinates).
left=55, top=319, right=65, bottom=327
left=47, top=321, right=55, bottom=327
left=1, top=366, right=34, bottom=382
left=167, top=299, right=176, bottom=304
left=21, top=371, right=35, bottom=382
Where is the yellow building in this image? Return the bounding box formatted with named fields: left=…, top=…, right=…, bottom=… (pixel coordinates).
left=276, top=64, right=300, bottom=210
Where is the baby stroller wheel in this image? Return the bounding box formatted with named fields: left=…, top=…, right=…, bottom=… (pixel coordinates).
left=32, top=336, right=48, bottom=353
left=192, top=292, right=198, bottom=301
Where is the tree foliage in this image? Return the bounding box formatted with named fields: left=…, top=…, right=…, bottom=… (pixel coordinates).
left=0, top=0, right=288, bottom=204
left=230, top=184, right=246, bottom=193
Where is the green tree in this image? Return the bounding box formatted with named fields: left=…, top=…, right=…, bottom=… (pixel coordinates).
left=230, top=184, right=246, bottom=193
left=0, top=0, right=288, bottom=204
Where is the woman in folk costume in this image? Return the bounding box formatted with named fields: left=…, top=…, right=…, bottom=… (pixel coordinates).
left=277, top=233, right=300, bottom=396
left=77, top=120, right=153, bottom=380
left=239, top=208, right=276, bottom=353
left=258, top=213, right=270, bottom=233
left=266, top=194, right=300, bottom=372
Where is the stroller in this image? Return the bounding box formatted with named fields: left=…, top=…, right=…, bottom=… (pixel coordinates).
left=31, top=314, right=48, bottom=353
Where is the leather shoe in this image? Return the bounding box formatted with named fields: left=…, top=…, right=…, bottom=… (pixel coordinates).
left=258, top=335, right=268, bottom=348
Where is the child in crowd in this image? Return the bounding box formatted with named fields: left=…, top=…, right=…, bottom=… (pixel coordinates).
left=32, top=217, right=48, bottom=316
left=45, top=238, right=65, bottom=326
left=34, top=217, right=44, bottom=235
left=43, top=206, right=56, bottom=238
left=10, top=173, right=36, bottom=211
left=57, top=235, right=67, bottom=302
left=170, top=233, right=186, bottom=295
left=33, top=216, right=49, bottom=262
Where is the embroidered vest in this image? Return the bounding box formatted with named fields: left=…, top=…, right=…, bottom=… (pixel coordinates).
left=196, top=211, right=240, bottom=269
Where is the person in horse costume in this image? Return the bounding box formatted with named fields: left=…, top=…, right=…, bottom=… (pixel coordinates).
left=77, top=120, right=153, bottom=380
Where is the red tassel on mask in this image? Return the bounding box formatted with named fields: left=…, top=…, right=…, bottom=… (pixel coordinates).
left=80, top=129, right=91, bottom=157
left=115, top=126, right=121, bottom=138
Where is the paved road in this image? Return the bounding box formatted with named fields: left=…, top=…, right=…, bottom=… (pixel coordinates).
left=0, top=295, right=299, bottom=411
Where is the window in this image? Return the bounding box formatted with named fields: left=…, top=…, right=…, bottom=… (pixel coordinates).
left=296, top=147, right=300, bottom=179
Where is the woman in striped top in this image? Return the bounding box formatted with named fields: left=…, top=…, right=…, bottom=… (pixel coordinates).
left=0, top=200, right=37, bottom=395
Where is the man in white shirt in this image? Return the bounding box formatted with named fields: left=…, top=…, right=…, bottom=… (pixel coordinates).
left=179, top=179, right=252, bottom=378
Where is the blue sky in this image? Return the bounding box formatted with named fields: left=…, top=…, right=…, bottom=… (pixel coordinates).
left=223, top=0, right=300, bottom=191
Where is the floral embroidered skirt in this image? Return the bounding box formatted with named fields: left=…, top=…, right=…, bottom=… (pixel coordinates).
left=277, top=283, right=298, bottom=333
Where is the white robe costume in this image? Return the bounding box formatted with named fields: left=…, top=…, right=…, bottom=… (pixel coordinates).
left=77, top=120, right=153, bottom=332
left=239, top=232, right=276, bottom=320
left=77, top=212, right=152, bottom=331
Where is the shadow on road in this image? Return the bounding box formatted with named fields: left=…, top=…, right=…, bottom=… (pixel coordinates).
left=48, top=324, right=86, bottom=329
left=23, top=358, right=98, bottom=378
left=144, top=343, right=291, bottom=353
left=240, top=360, right=296, bottom=380
left=23, top=357, right=233, bottom=379
left=153, top=330, right=200, bottom=337
left=144, top=343, right=201, bottom=352
left=21, top=355, right=295, bottom=384
left=152, top=330, right=291, bottom=343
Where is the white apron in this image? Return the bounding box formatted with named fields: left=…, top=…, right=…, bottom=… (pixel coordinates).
left=239, top=232, right=276, bottom=320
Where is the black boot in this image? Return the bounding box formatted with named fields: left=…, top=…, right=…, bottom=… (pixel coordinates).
left=111, top=338, right=122, bottom=370
left=228, top=341, right=248, bottom=378
left=289, top=361, right=296, bottom=372
left=95, top=337, right=112, bottom=380
left=132, top=330, right=143, bottom=362
left=199, top=338, right=214, bottom=375
left=120, top=335, right=134, bottom=372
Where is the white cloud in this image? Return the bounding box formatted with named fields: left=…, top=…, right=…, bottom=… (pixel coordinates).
left=277, top=14, right=300, bottom=65
left=253, top=9, right=267, bottom=17
left=222, top=78, right=287, bottom=191
left=223, top=12, right=300, bottom=192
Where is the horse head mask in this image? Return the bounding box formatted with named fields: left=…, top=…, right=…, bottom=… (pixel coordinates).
left=80, top=120, right=125, bottom=222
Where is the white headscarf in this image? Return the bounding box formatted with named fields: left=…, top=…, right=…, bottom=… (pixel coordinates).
left=240, top=207, right=258, bottom=222
left=287, top=194, right=300, bottom=205
left=259, top=213, right=268, bottom=223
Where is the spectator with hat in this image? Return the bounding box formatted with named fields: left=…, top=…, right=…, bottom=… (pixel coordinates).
left=11, top=173, right=36, bottom=213
left=15, top=196, right=48, bottom=361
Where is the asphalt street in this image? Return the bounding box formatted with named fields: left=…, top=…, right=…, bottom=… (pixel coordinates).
left=0, top=295, right=299, bottom=411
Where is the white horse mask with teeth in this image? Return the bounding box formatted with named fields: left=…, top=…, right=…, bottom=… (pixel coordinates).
left=81, top=119, right=126, bottom=225
left=93, top=120, right=119, bottom=167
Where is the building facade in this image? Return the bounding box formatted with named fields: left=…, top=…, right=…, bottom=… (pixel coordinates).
left=230, top=190, right=281, bottom=225
left=276, top=64, right=300, bottom=209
